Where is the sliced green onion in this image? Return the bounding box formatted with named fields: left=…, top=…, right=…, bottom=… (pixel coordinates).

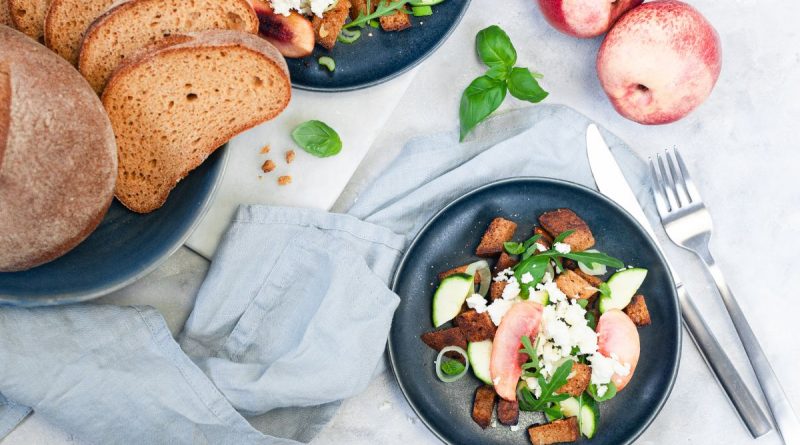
left=578, top=249, right=608, bottom=276
left=410, top=0, right=445, bottom=5
left=337, top=28, right=361, bottom=44
left=412, top=5, right=433, bottom=16
left=465, top=260, right=491, bottom=297
left=318, top=56, right=335, bottom=72
left=435, top=346, right=469, bottom=382
left=369, top=19, right=380, bottom=28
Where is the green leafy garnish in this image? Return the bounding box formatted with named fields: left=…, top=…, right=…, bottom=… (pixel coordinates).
left=518, top=360, right=573, bottom=412
left=503, top=241, right=526, bottom=255
left=598, top=282, right=611, bottom=299
left=552, top=229, right=575, bottom=245
left=345, top=1, right=410, bottom=29
left=544, top=404, right=565, bottom=421
left=558, top=251, right=624, bottom=269
left=519, top=335, right=540, bottom=378
left=440, top=358, right=466, bottom=376
left=588, top=381, right=618, bottom=402
left=291, top=120, right=342, bottom=158
left=459, top=25, right=547, bottom=141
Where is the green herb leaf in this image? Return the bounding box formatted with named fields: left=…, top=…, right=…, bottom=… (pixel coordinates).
left=561, top=251, right=624, bottom=269
left=504, top=241, right=526, bottom=255
left=459, top=75, right=507, bottom=141
left=518, top=360, right=574, bottom=412
left=544, top=404, right=565, bottom=421
left=598, top=282, right=611, bottom=299
left=440, top=358, right=466, bottom=376
left=552, top=230, right=575, bottom=245
left=577, top=299, right=589, bottom=309
left=507, top=67, right=549, bottom=103
left=486, top=64, right=510, bottom=81
left=513, top=254, right=550, bottom=290
left=588, top=381, right=617, bottom=402
left=476, top=25, right=517, bottom=69
left=345, top=0, right=411, bottom=29
left=291, top=120, right=342, bottom=158
left=585, top=310, right=597, bottom=330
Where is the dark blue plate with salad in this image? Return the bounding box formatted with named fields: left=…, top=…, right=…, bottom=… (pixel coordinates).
left=388, top=177, right=681, bottom=445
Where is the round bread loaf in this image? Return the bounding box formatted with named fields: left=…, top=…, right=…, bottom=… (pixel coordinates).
left=0, top=27, right=117, bottom=272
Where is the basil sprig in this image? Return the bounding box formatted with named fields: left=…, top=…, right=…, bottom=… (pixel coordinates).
left=460, top=25, right=548, bottom=141
left=291, top=120, right=342, bottom=158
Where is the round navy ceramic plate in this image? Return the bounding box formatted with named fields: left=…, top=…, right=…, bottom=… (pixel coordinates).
left=0, top=147, right=228, bottom=306
left=287, top=0, right=471, bottom=91
left=389, top=177, right=681, bottom=445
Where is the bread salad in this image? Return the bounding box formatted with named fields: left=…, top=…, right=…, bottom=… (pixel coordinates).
left=420, top=209, right=653, bottom=444
left=254, top=0, right=446, bottom=59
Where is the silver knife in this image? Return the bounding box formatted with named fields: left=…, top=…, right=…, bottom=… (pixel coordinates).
left=585, top=124, right=773, bottom=438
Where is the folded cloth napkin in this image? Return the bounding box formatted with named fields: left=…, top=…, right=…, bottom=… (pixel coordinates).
left=0, top=104, right=649, bottom=444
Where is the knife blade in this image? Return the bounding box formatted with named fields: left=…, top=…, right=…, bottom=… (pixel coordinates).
left=585, top=124, right=772, bottom=439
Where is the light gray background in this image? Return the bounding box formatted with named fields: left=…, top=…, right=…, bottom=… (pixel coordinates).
left=3, top=0, right=798, bottom=443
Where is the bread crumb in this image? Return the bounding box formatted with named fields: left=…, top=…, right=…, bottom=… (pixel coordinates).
left=285, top=150, right=295, bottom=164
left=278, top=175, right=292, bottom=186
left=261, top=160, right=276, bottom=173
left=260, top=144, right=271, bottom=154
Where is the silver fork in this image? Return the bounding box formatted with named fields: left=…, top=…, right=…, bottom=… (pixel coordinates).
left=650, top=149, right=800, bottom=444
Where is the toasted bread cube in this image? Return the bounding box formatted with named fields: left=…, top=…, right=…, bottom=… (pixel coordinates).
left=420, top=327, right=467, bottom=362
left=490, top=281, right=507, bottom=301
left=379, top=1, right=411, bottom=32
left=528, top=417, right=579, bottom=445
left=494, top=252, right=519, bottom=274
left=556, top=362, right=591, bottom=396
left=539, top=209, right=595, bottom=252
left=438, top=264, right=481, bottom=285
left=533, top=226, right=554, bottom=250
left=455, top=309, right=496, bottom=342
left=312, top=0, right=351, bottom=50
left=472, top=385, right=497, bottom=429
left=624, top=294, right=652, bottom=326
left=556, top=270, right=596, bottom=300
left=497, top=398, right=519, bottom=426
left=476, top=217, right=518, bottom=257
left=349, top=0, right=377, bottom=19
left=573, top=268, right=604, bottom=287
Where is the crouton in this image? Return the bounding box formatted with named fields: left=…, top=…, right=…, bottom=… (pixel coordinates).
left=624, top=294, right=652, bottom=327
left=312, top=0, right=351, bottom=50
left=574, top=268, right=604, bottom=288
left=539, top=209, right=595, bottom=252
left=455, top=310, right=496, bottom=342
left=471, top=385, right=497, bottom=429
left=562, top=258, right=578, bottom=270
left=420, top=327, right=467, bottom=362
left=349, top=0, right=377, bottom=20
left=490, top=281, right=507, bottom=301
left=528, top=417, right=580, bottom=445
left=497, top=398, right=519, bottom=426
left=555, top=270, right=596, bottom=300
left=476, top=217, right=518, bottom=257
left=378, top=1, right=411, bottom=32
left=556, top=362, right=591, bottom=396
left=438, top=265, right=481, bottom=285
left=494, top=252, right=519, bottom=274
left=533, top=226, right=553, bottom=250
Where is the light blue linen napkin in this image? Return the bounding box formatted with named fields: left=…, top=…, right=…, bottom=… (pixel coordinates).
left=0, top=104, right=648, bottom=444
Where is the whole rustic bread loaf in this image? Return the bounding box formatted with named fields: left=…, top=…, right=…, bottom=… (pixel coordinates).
left=7, top=0, right=49, bottom=40
left=1, top=1, right=12, bottom=26
left=102, top=30, right=290, bottom=213
left=0, top=26, right=117, bottom=272
left=78, top=0, right=258, bottom=93
left=44, top=0, right=115, bottom=65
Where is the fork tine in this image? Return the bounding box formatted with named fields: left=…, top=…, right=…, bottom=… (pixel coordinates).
left=649, top=158, right=670, bottom=215
left=665, top=148, right=690, bottom=206
left=674, top=148, right=702, bottom=202
left=656, top=152, right=680, bottom=211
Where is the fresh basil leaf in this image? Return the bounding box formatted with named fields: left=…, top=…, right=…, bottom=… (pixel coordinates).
left=440, top=358, right=466, bottom=376
left=291, top=120, right=342, bottom=158
left=562, top=251, right=624, bottom=269
left=544, top=404, right=565, bottom=422
left=476, top=25, right=517, bottom=69
left=486, top=64, right=510, bottom=81
left=522, top=234, right=543, bottom=250
left=507, top=67, right=549, bottom=103
left=459, top=75, right=507, bottom=141
left=588, top=381, right=617, bottom=402
left=552, top=230, right=575, bottom=245
left=504, top=241, right=525, bottom=255
left=513, top=254, right=550, bottom=288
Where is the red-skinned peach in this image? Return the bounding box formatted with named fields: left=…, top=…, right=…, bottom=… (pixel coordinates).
left=536, top=0, right=643, bottom=38
left=489, top=301, right=544, bottom=401
left=253, top=0, right=315, bottom=58
left=596, top=309, right=640, bottom=391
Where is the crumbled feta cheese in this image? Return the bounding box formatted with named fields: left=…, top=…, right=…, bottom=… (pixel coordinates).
left=466, top=294, right=488, bottom=313
left=494, top=268, right=514, bottom=282
left=502, top=278, right=521, bottom=300
left=553, top=242, right=571, bottom=254
left=535, top=296, right=598, bottom=378
left=535, top=243, right=547, bottom=252
left=596, top=384, right=608, bottom=397
left=589, top=352, right=630, bottom=386
left=270, top=0, right=336, bottom=17
left=487, top=299, right=514, bottom=325
left=520, top=272, right=534, bottom=284
left=524, top=377, right=542, bottom=399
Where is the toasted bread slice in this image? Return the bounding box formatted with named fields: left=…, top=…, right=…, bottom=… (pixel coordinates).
left=102, top=30, right=290, bottom=213
left=7, top=0, right=49, bottom=40
left=79, top=0, right=258, bottom=93
left=1, top=0, right=12, bottom=26
left=312, top=0, right=350, bottom=50
left=379, top=3, right=410, bottom=32
left=44, top=0, right=115, bottom=65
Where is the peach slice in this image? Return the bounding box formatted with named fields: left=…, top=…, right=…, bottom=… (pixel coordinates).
left=489, top=301, right=544, bottom=401
left=596, top=309, right=640, bottom=390
left=253, top=0, right=315, bottom=58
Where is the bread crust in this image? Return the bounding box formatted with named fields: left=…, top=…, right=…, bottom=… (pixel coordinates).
left=43, top=0, right=116, bottom=64
left=1, top=0, right=12, bottom=26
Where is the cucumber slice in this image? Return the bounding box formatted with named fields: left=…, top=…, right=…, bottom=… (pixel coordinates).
left=467, top=340, right=493, bottom=385
left=598, top=268, right=647, bottom=313
left=578, top=396, right=599, bottom=438
left=559, top=397, right=580, bottom=417
left=432, top=273, right=474, bottom=327
left=577, top=249, right=607, bottom=276
left=529, top=289, right=549, bottom=305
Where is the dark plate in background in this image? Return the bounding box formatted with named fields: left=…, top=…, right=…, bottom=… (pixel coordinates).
left=389, top=178, right=681, bottom=445
left=287, top=0, right=471, bottom=91
left=0, top=147, right=228, bottom=307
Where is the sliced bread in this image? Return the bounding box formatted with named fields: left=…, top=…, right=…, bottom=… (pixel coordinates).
left=102, top=30, right=290, bottom=213
left=0, top=26, right=117, bottom=271
left=1, top=1, right=12, bottom=27
left=7, top=0, right=49, bottom=40
left=44, top=0, right=116, bottom=65
left=78, top=0, right=258, bottom=93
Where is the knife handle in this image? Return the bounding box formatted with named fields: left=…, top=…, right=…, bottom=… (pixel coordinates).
left=678, top=283, right=773, bottom=438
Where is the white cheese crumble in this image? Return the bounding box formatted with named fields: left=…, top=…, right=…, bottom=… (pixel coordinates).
left=535, top=243, right=547, bottom=252
left=589, top=352, right=631, bottom=386
left=524, top=376, right=542, bottom=398
left=553, top=242, right=571, bottom=254
left=501, top=277, right=521, bottom=300
left=487, top=299, right=514, bottom=325
left=270, top=0, right=336, bottom=17
left=466, top=294, right=488, bottom=313
left=520, top=272, right=534, bottom=284
left=596, top=384, right=608, bottom=397
left=494, top=268, right=514, bottom=282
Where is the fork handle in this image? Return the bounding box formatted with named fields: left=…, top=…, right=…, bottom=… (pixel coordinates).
left=699, top=250, right=800, bottom=444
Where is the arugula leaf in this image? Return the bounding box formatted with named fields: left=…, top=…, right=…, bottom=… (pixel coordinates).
left=504, top=241, right=526, bottom=255
left=585, top=310, right=597, bottom=330
left=459, top=75, right=507, bottom=141
left=552, top=229, right=575, bottom=245
left=440, top=358, right=466, bottom=376
left=598, top=282, right=611, bottom=299
left=291, top=121, right=342, bottom=158
left=476, top=25, right=517, bottom=69
left=518, top=360, right=573, bottom=412
left=519, top=335, right=540, bottom=377
left=507, top=67, right=549, bottom=103
left=588, top=381, right=618, bottom=402
left=561, top=251, right=624, bottom=269
left=345, top=0, right=410, bottom=29
left=544, top=405, right=565, bottom=421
